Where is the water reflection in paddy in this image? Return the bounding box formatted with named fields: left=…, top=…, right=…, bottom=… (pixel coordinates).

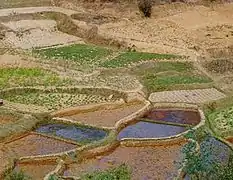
left=36, top=123, right=108, bottom=144
left=143, top=109, right=201, bottom=125
left=117, top=121, right=188, bottom=140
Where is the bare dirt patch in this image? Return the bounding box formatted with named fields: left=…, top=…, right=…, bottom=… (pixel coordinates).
left=204, top=59, right=233, bottom=74
left=63, top=103, right=145, bottom=127
left=0, top=115, right=17, bottom=125
left=15, top=161, right=57, bottom=180
left=4, top=133, right=77, bottom=157
left=0, top=54, right=38, bottom=68
left=71, top=13, right=117, bottom=25
left=2, top=19, right=83, bottom=49
left=65, top=143, right=184, bottom=179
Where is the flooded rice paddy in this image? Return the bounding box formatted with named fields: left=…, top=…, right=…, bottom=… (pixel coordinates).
left=5, top=133, right=77, bottom=157
left=117, top=121, right=188, bottom=140
left=35, top=123, right=108, bottom=144
left=143, top=109, right=200, bottom=125
left=64, top=144, right=184, bottom=180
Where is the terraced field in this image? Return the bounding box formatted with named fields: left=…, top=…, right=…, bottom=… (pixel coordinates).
left=0, top=3, right=233, bottom=180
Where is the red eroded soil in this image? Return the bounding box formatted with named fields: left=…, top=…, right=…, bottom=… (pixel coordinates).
left=5, top=133, right=77, bottom=157
left=226, top=137, right=233, bottom=144
left=15, top=161, right=57, bottom=180
left=63, top=103, right=145, bottom=127
left=0, top=115, right=17, bottom=125
left=65, top=143, right=185, bottom=179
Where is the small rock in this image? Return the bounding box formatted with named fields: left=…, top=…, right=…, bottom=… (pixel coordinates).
left=0, top=99, right=3, bottom=106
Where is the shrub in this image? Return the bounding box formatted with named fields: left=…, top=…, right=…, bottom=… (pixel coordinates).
left=137, top=0, right=152, bottom=18
left=4, top=170, right=31, bottom=180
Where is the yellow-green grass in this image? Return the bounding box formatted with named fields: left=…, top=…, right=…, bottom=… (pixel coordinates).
left=0, top=67, right=74, bottom=89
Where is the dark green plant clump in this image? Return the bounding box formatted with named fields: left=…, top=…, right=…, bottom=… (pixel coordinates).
left=81, top=164, right=131, bottom=180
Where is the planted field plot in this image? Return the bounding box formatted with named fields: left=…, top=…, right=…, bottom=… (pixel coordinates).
left=4, top=92, right=114, bottom=111
left=100, top=51, right=180, bottom=68
left=5, top=133, right=77, bottom=157
left=35, top=123, right=109, bottom=145
left=33, top=44, right=180, bottom=69
left=63, top=103, right=145, bottom=127
left=208, top=105, right=233, bottom=136
left=149, top=88, right=226, bottom=104
left=64, top=144, right=184, bottom=179
left=0, top=67, right=73, bottom=89
left=34, top=44, right=113, bottom=67
left=132, top=61, right=212, bottom=92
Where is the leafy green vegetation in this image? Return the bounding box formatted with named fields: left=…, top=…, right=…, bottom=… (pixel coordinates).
left=143, top=74, right=211, bottom=92
left=181, top=130, right=233, bottom=180
left=3, top=92, right=111, bottom=111
left=48, top=174, right=61, bottom=180
left=100, top=51, right=180, bottom=68
left=33, top=44, right=112, bottom=66
left=33, top=44, right=181, bottom=69
left=4, top=170, right=31, bottom=180
left=81, top=164, right=131, bottom=180
left=208, top=105, right=233, bottom=137
left=0, top=67, right=73, bottom=89
left=131, top=62, right=212, bottom=92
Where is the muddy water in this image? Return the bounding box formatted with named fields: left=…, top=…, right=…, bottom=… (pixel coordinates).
left=63, top=103, right=145, bottom=127
left=143, top=109, right=201, bottom=125
left=5, top=134, right=77, bottom=157
left=36, top=123, right=108, bottom=144
left=64, top=144, right=184, bottom=180
left=15, top=162, right=56, bottom=180
left=117, top=121, right=187, bottom=140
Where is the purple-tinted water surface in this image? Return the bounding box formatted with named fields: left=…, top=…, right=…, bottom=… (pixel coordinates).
left=36, top=123, right=108, bottom=143
left=117, top=121, right=187, bottom=140
left=143, top=110, right=200, bottom=125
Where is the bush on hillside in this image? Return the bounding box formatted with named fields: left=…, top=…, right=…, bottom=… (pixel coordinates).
left=137, top=0, right=152, bottom=17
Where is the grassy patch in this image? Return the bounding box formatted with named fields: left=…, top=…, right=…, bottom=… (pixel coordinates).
left=0, top=67, right=73, bottom=89
left=4, top=170, right=31, bottom=180
left=100, top=51, right=181, bottom=68
left=33, top=44, right=113, bottom=67
left=132, top=62, right=212, bottom=92
left=3, top=92, right=112, bottom=111
left=81, top=164, right=131, bottom=180
left=144, top=73, right=211, bottom=92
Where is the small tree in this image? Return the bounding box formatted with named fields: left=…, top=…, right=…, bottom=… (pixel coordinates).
left=137, top=0, right=152, bottom=18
